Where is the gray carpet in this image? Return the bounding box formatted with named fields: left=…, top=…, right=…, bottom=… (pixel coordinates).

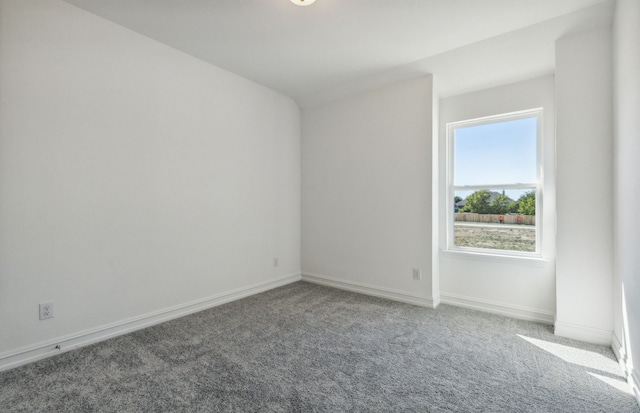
left=1, top=282, right=638, bottom=412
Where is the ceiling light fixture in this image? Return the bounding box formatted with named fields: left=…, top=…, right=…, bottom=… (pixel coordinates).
left=290, top=0, right=315, bottom=6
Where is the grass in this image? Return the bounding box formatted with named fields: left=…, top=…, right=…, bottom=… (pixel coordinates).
left=454, top=224, right=536, bottom=252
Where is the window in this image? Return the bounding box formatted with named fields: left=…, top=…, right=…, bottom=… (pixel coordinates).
left=447, top=109, right=542, bottom=257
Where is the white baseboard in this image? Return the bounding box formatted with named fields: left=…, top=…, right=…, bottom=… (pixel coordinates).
left=554, top=320, right=612, bottom=346
left=611, top=332, right=626, bottom=368
left=612, top=332, right=640, bottom=408
left=631, top=369, right=640, bottom=408
left=0, top=273, right=301, bottom=372
left=440, top=292, right=555, bottom=324
left=432, top=294, right=441, bottom=309
left=301, top=272, right=438, bottom=308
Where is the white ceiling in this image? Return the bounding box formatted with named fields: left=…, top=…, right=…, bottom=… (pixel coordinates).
left=63, top=0, right=613, bottom=108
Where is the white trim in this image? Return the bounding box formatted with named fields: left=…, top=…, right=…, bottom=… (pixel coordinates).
left=301, top=272, right=437, bottom=308
left=440, top=292, right=555, bottom=324
left=446, top=108, right=544, bottom=258
left=453, top=183, right=537, bottom=192
left=446, top=107, right=545, bottom=128
left=554, top=320, right=612, bottom=345
left=0, top=273, right=301, bottom=372
left=432, top=294, right=441, bottom=309
left=631, top=368, right=640, bottom=408
left=612, top=332, right=640, bottom=407
left=441, top=249, right=548, bottom=267
left=611, top=332, right=626, bottom=368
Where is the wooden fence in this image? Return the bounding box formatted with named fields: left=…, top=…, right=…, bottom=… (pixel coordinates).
left=454, top=213, right=535, bottom=225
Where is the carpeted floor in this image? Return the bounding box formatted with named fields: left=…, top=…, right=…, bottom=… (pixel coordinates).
left=1, top=281, right=638, bottom=412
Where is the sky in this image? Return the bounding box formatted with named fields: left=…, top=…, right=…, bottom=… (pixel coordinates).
left=453, top=116, right=537, bottom=201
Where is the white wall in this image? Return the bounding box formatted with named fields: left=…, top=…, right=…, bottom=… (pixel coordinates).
left=612, top=0, right=640, bottom=402
left=301, top=77, right=435, bottom=305
left=438, top=76, right=557, bottom=323
left=555, top=28, right=613, bottom=345
left=431, top=83, right=441, bottom=305
left=0, top=0, right=300, bottom=365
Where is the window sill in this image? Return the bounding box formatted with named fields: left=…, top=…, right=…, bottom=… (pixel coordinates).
left=441, top=249, right=548, bottom=268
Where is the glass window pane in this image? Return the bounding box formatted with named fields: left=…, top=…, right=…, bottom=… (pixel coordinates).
left=453, top=117, right=537, bottom=186
left=453, top=189, right=536, bottom=253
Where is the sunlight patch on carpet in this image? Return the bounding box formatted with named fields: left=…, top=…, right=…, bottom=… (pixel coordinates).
left=517, top=335, right=621, bottom=376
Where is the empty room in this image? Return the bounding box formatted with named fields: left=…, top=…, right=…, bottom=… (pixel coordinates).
left=1, top=0, right=639, bottom=411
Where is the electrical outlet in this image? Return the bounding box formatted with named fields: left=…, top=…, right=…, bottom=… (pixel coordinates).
left=273, top=258, right=279, bottom=267
left=39, top=303, right=54, bottom=320
left=412, top=268, right=421, bottom=280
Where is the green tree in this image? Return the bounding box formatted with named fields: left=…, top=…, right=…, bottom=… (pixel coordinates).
left=490, top=194, right=512, bottom=214
left=454, top=196, right=462, bottom=204
left=517, top=191, right=536, bottom=215
left=461, top=190, right=491, bottom=214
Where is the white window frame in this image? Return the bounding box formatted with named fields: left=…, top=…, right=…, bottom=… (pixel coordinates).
left=446, top=108, right=544, bottom=258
